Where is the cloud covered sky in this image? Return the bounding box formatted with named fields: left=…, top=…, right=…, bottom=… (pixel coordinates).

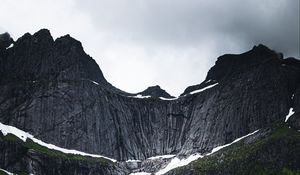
left=0, top=0, right=299, bottom=96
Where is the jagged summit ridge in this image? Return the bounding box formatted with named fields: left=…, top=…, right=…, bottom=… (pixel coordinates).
left=206, top=44, right=283, bottom=81
left=0, top=29, right=108, bottom=86
left=182, top=44, right=300, bottom=96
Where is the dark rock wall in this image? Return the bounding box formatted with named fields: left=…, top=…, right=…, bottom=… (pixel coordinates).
left=0, top=29, right=299, bottom=161
left=0, top=134, right=127, bottom=175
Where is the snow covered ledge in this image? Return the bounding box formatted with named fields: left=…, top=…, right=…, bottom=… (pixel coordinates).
left=0, top=122, right=116, bottom=162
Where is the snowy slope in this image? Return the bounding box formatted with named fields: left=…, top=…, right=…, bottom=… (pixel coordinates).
left=131, top=129, right=259, bottom=175
left=0, top=122, right=116, bottom=162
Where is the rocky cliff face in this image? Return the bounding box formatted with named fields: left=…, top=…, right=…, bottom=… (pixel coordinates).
left=0, top=29, right=299, bottom=174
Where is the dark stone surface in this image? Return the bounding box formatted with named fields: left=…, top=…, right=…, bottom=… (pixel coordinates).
left=288, top=78, right=300, bottom=130
left=0, top=32, right=14, bottom=50
left=0, top=29, right=300, bottom=164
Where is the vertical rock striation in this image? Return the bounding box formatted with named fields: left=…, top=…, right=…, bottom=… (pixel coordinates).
left=0, top=29, right=299, bottom=164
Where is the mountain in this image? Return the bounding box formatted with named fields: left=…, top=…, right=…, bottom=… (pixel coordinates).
left=134, top=85, right=175, bottom=99
left=0, top=29, right=299, bottom=175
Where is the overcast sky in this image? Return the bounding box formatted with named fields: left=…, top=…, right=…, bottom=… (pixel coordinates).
left=0, top=0, right=299, bottom=96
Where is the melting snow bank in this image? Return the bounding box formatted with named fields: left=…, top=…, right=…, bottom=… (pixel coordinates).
left=189, top=83, right=219, bottom=95
left=0, top=122, right=116, bottom=162
left=285, top=108, right=295, bottom=122
left=130, top=129, right=259, bottom=175
left=0, top=168, right=14, bottom=175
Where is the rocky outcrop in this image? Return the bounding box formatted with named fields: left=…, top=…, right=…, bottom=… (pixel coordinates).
left=136, top=85, right=175, bottom=98
left=0, top=29, right=299, bottom=164
left=0, top=32, right=13, bottom=50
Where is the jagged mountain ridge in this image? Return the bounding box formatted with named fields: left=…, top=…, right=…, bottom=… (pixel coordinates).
left=0, top=29, right=300, bottom=174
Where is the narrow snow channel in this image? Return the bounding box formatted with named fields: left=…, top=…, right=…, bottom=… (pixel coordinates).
left=0, top=122, right=116, bottom=162
left=285, top=108, right=295, bottom=122
left=189, top=83, right=219, bottom=95
left=6, top=44, right=14, bottom=49
left=91, top=80, right=99, bottom=85
left=206, top=130, right=259, bottom=155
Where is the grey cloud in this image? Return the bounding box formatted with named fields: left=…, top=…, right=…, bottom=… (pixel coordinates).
left=76, top=0, right=299, bottom=57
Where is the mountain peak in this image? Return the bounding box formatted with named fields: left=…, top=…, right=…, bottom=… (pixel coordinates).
left=55, top=34, right=84, bottom=50
left=137, top=85, right=175, bottom=98
left=251, top=44, right=282, bottom=58
left=14, top=28, right=54, bottom=50
left=0, top=32, right=14, bottom=50
left=205, top=44, right=282, bottom=81
left=0, top=29, right=108, bottom=86
left=34, top=28, right=52, bottom=38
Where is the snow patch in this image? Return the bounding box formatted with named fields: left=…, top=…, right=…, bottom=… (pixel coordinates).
left=130, top=172, right=151, bottom=175
left=285, top=108, right=295, bottom=122
left=147, top=154, right=175, bottom=160
left=0, top=122, right=116, bottom=162
left=159, top=97, right=178, bottom=101
left=133, top=129, right=260, bottom=175
left=90, top=80, right=99, bottom=85
left=189, top=83, right=219, bottom=95
left=129, top=94, right=152, bottom=99
left=156, top=153, right=203, bottom=175
left=6, top=43, right=14, bottom=49
left=126, top=159, right=142, bottom=163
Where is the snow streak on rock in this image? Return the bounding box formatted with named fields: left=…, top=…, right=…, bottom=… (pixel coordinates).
left=285, top=108, right=295, bottom=122
left=189, top=83, right=219, bottom=95
left=0, top=122, right=116, bottom=162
